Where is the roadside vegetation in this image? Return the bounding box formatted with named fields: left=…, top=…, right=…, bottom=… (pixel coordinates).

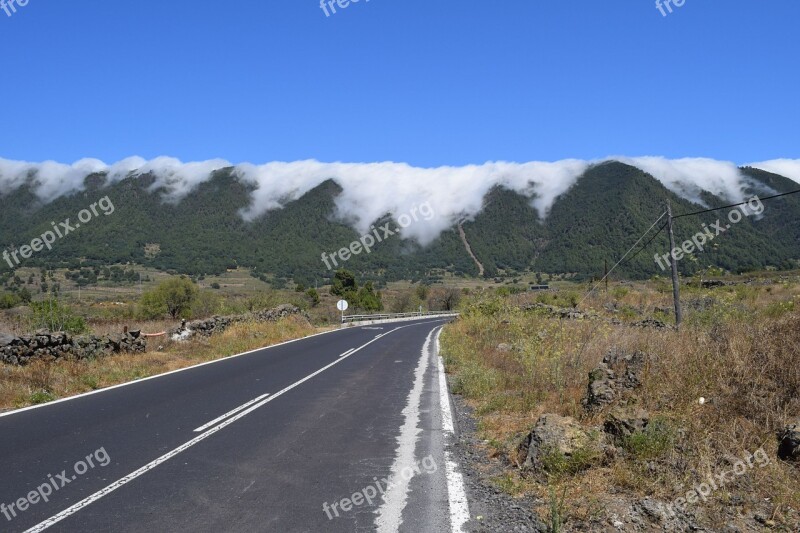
left=0, top=314, right=316, bottom=411
left=441, top=271, right=800, bottom=531
left=0, top=265, right=468, bottom=412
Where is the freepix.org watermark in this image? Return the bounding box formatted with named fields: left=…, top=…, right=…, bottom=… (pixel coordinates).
left=1, top=447, right=111, bottom=523
left=319, top=0, right=369, bottom=18
left=654, top=195, right=764, bottom=271
left=2, top=196, right=115, bottom=270
left=321, top=202, right=434, bottom=271
left=659, top=447, right=770, bottom=518
left=322, top=454, right=438, bottom=520
left=656, top=0, right=686, bottom=17
left=1, top=0, right=30, bottom=18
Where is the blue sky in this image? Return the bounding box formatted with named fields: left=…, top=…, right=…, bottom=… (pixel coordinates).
left=0, top=0, right=797, bottom=166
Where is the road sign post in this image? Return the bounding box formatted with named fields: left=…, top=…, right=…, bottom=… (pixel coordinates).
left=337, top=299, right=349, bottom=324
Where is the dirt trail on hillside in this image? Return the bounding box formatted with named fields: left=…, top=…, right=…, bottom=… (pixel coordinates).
left=458, top=222, right=485, bottom=277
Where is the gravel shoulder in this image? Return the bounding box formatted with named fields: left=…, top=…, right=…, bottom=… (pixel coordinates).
left=448, top=390, right=548, bottom=533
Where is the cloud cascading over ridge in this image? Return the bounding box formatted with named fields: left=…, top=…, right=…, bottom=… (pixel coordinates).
left=613, top=156, right=752, bottom=206
left=1, top=156, right=797, bottom=245
left=747, top=159, right=800, bottom=185
left=234, top=160, right=590, bottom=244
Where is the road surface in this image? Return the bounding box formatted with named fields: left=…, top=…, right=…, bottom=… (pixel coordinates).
left=0, top=317, right=469, bottom=533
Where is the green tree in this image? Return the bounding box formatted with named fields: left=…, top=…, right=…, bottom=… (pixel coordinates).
left=356, top=281, right=383, bottom=312
left=415, top=284, right=430, bottom=302
left=139, top=276, right=198, bottom=319
left=331, top=269, right=357, bottom=297
left=18, top=287, right=32, bottom=303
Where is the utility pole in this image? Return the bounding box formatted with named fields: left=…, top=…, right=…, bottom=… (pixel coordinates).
left=604, top=259, right=608, bottom=293
left=666, top=201, right=683, bottom=328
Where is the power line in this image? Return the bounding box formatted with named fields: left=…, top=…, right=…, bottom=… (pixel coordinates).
left=673, top=188, right=800, bottom=219
left=624, top=188, right=800, bottom=261
left=569, top=212, right=670, bottom=366
left=566, top=186, right=800, bottom=364
left=578, top=211, right=667, bottom=307
left=617, top=220, right=669, bottom=269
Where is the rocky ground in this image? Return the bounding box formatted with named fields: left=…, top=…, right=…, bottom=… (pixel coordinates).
left=447, top=365, right=799, bottom=532
left=449, top=393, right=548, bottom=533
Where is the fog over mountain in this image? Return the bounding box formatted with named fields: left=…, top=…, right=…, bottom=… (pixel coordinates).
left=1, top=156, right=798, bottom=245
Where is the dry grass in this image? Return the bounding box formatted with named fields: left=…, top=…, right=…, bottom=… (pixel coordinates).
left=0, top=314, right=317, bottom=412
left=441, top=277, right=800, bottom=530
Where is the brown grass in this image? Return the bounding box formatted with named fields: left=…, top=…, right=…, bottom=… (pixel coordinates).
left=441, top=277, right=800, bottom=530
left=0, top=315, right=317, bottom=412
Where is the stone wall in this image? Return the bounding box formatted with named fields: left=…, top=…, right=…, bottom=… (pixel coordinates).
left=0, top=330, right=146, bottom=366
left=170, top=304, right=308, bottom=341
left=0, top=304, right=308, bottom=365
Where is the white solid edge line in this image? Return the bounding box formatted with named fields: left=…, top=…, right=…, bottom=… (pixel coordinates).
left=0, top=316, right=450, bottom=420
left=436, top=344, right=455, bottom=436
left=375, top=327, right=436, bottom=533
left=444, top=451, right=471, bottom=533
left=24, top=326, right=402, bottom=533
left=193, top=393, right=271, bottom=433
left=435, top=329, right=471, bottom=532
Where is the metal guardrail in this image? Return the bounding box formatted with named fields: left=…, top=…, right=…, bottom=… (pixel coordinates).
left=341, top=311, right=458, bottom=324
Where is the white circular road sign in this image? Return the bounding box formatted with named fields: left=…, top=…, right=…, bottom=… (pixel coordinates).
left=337, top=300, right=349, bottom=312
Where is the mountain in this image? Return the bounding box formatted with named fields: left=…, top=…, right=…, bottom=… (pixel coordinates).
left=458, top=161, right=800, bottom=279
left=1, top=162, right=799, bottom=284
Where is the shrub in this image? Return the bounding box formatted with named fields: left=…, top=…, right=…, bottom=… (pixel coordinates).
left=28, top=299, right=88, bottom=335
left=541, top=442, right=602, bottom=478
left=622, top=418, right=676, bottom=460
left=191, top=290, right=222, bottom=318
left=28, top=391, right=56, bottom=405
left=305, top=288, right=320, bottom=307
left=0, top=292, right=21, bottom=309
left=764, top=300, right=794, bottom=318
left=612, top=287, right=629, bottom=299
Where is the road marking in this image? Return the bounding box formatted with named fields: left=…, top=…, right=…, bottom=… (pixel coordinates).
left=339, top=348, right=355, bottom=358
left=24, top=393, right=275, bottom=533
left=375, top=328, right=435, bottom=533
left=435, top=329, right=471, bottom=532
left=23, top=328, right=410, bottom=533
left=193, top=393, right=271, bottom=432
left=0, top=316, right=451, bottom=420
left=437, top=344, right=454, bottom=434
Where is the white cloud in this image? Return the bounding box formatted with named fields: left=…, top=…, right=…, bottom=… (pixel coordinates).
left=747, top=159, right=800, bottom=184
left=0, top=155, right=795, bottom=244
left=614, top=156, right=747, bottom=206
left=235, top=159, right=590, bottom=244
left=0, top=157, right=107, bottom=202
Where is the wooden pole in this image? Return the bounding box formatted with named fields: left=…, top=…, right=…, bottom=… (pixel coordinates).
left=666, top=201, right=683, bottom=328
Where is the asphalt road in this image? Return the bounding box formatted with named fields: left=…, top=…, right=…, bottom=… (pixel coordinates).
left=0, top=317, right=469, bottom=533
